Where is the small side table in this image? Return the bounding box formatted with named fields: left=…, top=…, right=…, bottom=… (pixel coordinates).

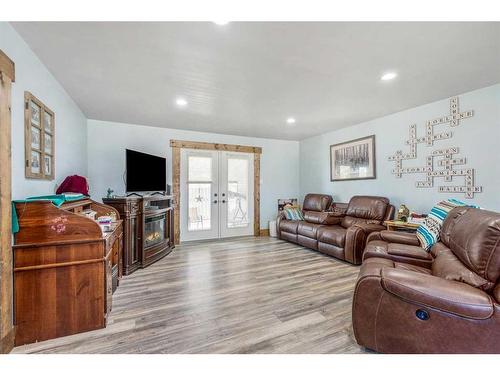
left=384, top=220, right=420, bottom=232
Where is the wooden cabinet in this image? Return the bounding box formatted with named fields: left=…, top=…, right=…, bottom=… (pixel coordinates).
left=103, top=196, right=174, bottom=275
left=103, top=197, right=142, bottom=275
left=12, top=198, right=123, bottom=346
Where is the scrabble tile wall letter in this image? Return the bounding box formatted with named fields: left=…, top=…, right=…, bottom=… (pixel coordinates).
left=387, top=96, right=482, bottom=198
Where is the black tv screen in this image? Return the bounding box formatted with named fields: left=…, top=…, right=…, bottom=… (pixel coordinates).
left=126, top=149, right=166, bottom=192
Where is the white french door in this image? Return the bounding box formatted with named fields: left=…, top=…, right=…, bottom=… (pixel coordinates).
left=180, top=149, right=254, bottom=241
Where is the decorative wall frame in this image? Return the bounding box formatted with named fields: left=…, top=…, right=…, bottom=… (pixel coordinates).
left=388, top=96, right=481, bottom=199
left=24, top=92, right=55, bottom=180
left=330, top=135, right=376, bottom=181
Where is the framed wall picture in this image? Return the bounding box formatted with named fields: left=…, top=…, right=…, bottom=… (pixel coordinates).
left=24, top=92, right=55, bottom=180
left=330, top=135, right=376, bottom=181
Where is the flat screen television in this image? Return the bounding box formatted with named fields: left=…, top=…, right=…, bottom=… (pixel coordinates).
left=126, top=149, right=166, bottom=193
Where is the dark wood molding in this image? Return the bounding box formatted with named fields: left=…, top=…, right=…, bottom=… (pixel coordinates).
left=259, top=229, right=269, bottom=237
left=170, top=139, right=262, bottom=154
left=0, top=49, right=15, bottom=82
left=172, top=147, right=181, bottom=245
left=254, top=153, right=261, bottom=237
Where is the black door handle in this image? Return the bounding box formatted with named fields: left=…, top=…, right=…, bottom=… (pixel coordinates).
left=213, top=200, right=218, bottom=204
left=222, top=200, right=226, bottom=203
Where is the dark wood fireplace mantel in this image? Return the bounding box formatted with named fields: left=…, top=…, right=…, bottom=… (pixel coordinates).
left=103, top=195, right=174, bottom=275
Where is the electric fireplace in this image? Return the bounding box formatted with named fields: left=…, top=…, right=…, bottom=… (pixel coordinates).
left=144, top=213, right=166, bottom=248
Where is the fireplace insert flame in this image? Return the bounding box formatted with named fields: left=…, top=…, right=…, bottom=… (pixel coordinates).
left=144, top=214, right=166, bottom=248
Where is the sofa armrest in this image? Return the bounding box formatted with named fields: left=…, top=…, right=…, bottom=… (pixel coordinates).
left=303, top=211, right=343, bottom=225
left=381, top=268, right=494, bottom=320
left=353, top=223, right=386, bottom=234
left=276, top=211, right=287, bottom=239
left=379, top=230, right=420, bottom=246
left=343, top=224, right=379, bottom=264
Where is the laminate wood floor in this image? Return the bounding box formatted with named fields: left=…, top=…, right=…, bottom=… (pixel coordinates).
left=12, top=237, right=366, bottom=354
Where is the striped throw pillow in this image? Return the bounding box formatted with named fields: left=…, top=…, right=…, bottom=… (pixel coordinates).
left=416, top=199, right=473, bottom=251
left=283, top=207, right=305, bottom=221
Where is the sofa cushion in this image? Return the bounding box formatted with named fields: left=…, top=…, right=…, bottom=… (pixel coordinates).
left=279, top=220, right=300, bottom=234
left=363, top=239, right=433, bottom=268
left=379, top=231, right=420, bottom=246
left=394, top=262, right=432, bottom=275
left=387, top=243, right=433, bottom=261
left=302, top=194, right=332, bottom=212
left=317, top=225, right=346, bottom=247
left=432, top=242, right=495, bottom=292
left=283, top=207, right=304, bottom=221
left=297, top=221, right=324, bottom=239
left=341, top=216, right=381, bottom=228
left=304, top=211, right=343, bottom=225
left=442, top=207, right=500, bottom=284
left=345, top=196, right=389, bottom=221
left=416, top=199, right=472, bottom=250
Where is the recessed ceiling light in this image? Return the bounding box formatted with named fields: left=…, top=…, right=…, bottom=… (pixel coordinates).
left=213, top=21, right=230, bottom=26
left=381, top=72, right=398, bottom=81
left=286, top=117, right=296, bottom=125
left=175, top=98, right=188, bottom=107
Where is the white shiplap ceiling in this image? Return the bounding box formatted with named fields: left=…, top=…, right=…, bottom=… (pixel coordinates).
left=11, top=22, right=500, bottom=140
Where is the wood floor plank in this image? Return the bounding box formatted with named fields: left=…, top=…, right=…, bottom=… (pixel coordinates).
left=12, top=237, right=366, bottom=354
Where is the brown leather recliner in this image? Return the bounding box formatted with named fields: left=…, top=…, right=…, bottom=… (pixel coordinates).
left=352, top=206, right=500, bottom=353
left=277, top=194, right=394, bottom=265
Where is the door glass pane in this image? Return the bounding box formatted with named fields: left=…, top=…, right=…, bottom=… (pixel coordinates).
left=227, top=157, right=249, bottom=228
left=188, top=183, right=211, bottom=231
left=188, top=156, right=212, bottom=182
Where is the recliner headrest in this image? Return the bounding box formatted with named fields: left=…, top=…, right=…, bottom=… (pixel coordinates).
left=443, top=207, right=500, bottom=284
left=302, top=194, right=333, bottom=212
left=345, top=196, right=389, bottom=221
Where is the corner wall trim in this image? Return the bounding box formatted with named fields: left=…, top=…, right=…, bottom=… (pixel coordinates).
left=0, top=327, right=15, bottom=354
left=259, top=229, right=270, bottom=237
left=0, top=50, right=15, bottom=82
left=0, top=49, right=15, bottom=354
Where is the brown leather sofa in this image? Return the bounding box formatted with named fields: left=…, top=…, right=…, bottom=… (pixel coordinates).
left=277, top=194, right=394, bottom=265
left=352, top=206, right=500, bottom=353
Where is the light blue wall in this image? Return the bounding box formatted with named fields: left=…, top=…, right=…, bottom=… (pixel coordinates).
left=300, top=84, right=500, bottom=213
left=87, top=120, right=300, bottom=230
left=0, top=22, right=88, bottom=199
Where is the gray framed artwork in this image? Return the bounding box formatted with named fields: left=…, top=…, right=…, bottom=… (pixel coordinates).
left=330, top=135, right=376, bottom=181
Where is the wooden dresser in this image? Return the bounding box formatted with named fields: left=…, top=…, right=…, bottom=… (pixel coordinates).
left=13, top=198, right=123, bottom=346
